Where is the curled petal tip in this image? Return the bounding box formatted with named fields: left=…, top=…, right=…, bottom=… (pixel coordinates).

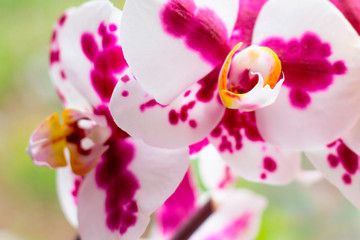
left=219, top=43, right=283, bottom=111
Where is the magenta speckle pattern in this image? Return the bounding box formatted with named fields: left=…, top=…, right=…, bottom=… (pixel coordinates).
left=260, top=156, right=278, bottom=180
left=189, top=119, right=197, bottom=128
left=93, top=105, right=139, bottom=235
left=136, top=65, right=221, bottom=131
left=327, top=154, right=340, bottom=168
left=81, top=22, right=128, bottom=102
left=263, top=157, right=277, bottom=172
left=342, top=174, right=352, bottom=185
left=121, top=75, right=130, bottom=83
left=326, top=140, right=359, bottom=185
left=169, top=109, right=179, bottom=125
left=161, top=0, right=230, bottom=66
left=71, top=177, right=83, bottom=205
left=50, top=50, right=60, bottom=65
left=211, top=110, right=263, bottom=154
left=58, top=14, right=67, bottom=26
left=95, top=138, right=140, bottom=234
left=167, top=101, right=196, bottom=127
left=139, top=99, right=166, bottom=113
left=50, top=14, right=68, bottom=66
left=261, top=32, right=347, bottom=109
left=50, top=13, right=70, bottom=105
left=196, top=65, right=221, bottom=103
left=184, top=90, right=191, bottom=97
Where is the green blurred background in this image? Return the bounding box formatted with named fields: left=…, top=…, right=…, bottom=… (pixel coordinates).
left=1, top=0, right=360, bottom=239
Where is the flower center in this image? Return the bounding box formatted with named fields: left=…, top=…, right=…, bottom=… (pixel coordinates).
left=218, top=42, right=284, bottom=111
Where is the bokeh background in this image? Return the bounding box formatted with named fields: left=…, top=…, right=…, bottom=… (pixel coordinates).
left=1, top=0, right=360, bottom=239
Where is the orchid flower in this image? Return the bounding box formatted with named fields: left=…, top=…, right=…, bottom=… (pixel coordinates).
left=27, top=1, right=190, bottom=239
left=109, top=0, right=360, bottom=209
left=301, top=0, right=360, bottom=210
left=155, top=169, right=267, bottom=240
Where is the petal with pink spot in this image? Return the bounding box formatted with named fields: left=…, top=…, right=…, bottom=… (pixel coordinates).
left=120, top=0, right=239, bottom=104
left=109, top=68, right=225, bottom=148
left=342, top=119, right=360, bottom=156
left=208, top=110, right=301, bottom=185
left=78, top=138, right=189, bottom=240
left=50, top=10, right=91, bottom=111
left=57, top=0, right=127, bottom=107
left=252, top=0, right=360, bottom=150
left=305, top=139, right=360, bottom=209
left=190, top=189, right=267, bottom=240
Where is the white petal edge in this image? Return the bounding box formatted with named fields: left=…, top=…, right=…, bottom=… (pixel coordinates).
left=253, top=0, right=360, bottom=150
left=78, top=138, right=189, bottom=240
left=56, top=166, right=79, bottom=228
left=109, top=73, right=225, bottom=148
left=120, top=0, right=239, bottom=104
left=305, top=140, right=360, bottom=209
left=58, top=0, right=124, bottom=107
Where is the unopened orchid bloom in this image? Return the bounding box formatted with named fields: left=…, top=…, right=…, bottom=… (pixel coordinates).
left=27, top=1, right=189, bottom=239
left=109, top=0, right=360, bottom=208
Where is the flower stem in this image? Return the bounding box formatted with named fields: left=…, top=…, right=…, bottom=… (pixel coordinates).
left=170, top=199, right=214, bottom=240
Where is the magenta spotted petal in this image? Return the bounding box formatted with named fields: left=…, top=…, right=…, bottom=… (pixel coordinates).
left=40, top=2, right=192, bottom=240
left=343, top=119, right=360, bottom=156
left=49, top=10, right=91, bottom=111
left=78, top=138, right=188, bottom=240
left=207, top=110, right=301, bottom=185
left=306, top=140, right=360, bottom=209
left=109, top=69, right=225, bottom=148
left=56, top=0, right=125, bottom=107
left=253, top=0, right=360, bottom=150
left=120, top=0, right=239, bottom=104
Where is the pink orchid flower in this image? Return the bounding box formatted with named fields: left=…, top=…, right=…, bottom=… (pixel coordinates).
left=109, top=0, right=360, bottom=209
left=155, top=169, right=267, bottom=240
left=27, top=1, right=189, bottom=239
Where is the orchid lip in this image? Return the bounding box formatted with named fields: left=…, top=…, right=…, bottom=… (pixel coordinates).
left=218, top=42, right=284, bottom=111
